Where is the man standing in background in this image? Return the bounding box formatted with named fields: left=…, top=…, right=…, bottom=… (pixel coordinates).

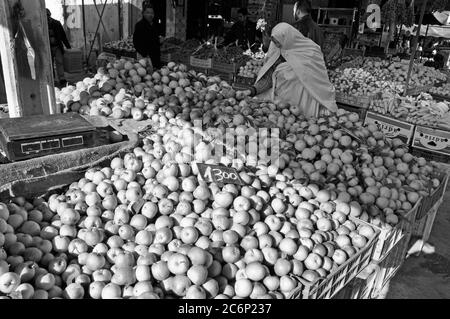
left=292, top=0, right=324, bottom=51
left=47, top=9, right=71, bottom=87
left=223, top=8, right=261, bottom=50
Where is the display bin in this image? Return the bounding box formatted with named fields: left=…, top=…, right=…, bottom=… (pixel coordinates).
left=190, top=56, right=212, bottom=69
left=288, top=219, right=380, bottom=299
left=366, top=200, right=420, bottom=262
left=429, top=93, right=450, bottom=102
left=416, top=172, right=448, bottom=220
left=371, top=233, right=412, bottom=299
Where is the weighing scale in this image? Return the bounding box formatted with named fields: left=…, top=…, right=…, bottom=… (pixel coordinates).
left=0, top=113, right=97, bottom=162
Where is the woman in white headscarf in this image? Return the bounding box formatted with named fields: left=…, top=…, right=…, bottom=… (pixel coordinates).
left=247, top=22, right=337, bottom=118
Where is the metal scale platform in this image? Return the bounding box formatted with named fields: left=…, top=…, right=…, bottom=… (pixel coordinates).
left=0, top=113, right=97, bottom=162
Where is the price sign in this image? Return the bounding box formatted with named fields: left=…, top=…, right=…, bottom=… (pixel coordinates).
left=197, top=163, right=243, bottom=185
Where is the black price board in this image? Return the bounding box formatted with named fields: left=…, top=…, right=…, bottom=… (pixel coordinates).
left=197, top=163, right=243, bottom=186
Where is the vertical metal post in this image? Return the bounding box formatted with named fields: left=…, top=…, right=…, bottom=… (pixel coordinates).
left=404, top=0, right=428, bottom=96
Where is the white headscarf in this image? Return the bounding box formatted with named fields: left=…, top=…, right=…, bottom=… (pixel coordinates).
left=257, top=22, right=337, bottom=112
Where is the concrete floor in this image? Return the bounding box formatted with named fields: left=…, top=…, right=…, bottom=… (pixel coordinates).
left=387, top=165, right=450, bottom=299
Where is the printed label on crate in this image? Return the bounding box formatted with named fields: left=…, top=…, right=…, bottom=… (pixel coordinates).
left=190, top=56, right=212, bottom=69
left=412, top=125, right=450, bottom=155
left=365, top=112, right=415, bottom=144
left=197, top=163, right=243, bottom=185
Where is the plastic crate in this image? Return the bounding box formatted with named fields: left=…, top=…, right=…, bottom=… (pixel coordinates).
left=416, top=172, right=448, bottom=220
left=367, top=199, right=420, bottom=262
left=336, top=263, right=380, bottom=299
left=288, top=219, right=380, bottom=299
left=371, top=233, right=411, bottom=299
left=190, top=56, right=212, bottom=69
left=412, top=202, right=441, bottom=243
left=63, top=49, right=84, bottom=73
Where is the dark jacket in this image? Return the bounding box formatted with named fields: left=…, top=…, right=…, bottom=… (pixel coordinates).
left=223, top=19, right=261, bottom=49
left=48, top=18, right=71, bottom=52
left=133, top=19, right=162, bottom=68
left=292, top=15, right=324, bottom=52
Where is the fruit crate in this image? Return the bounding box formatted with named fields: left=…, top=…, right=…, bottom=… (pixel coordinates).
left=405, top=84, right=434, bottom=96
left=288, top=219, right=380, bottom=299
left=208, top=69, right=234, bottom=82
left=171, top=53, right=190, bottom=66
left=212, top=60, right=241, bottom=74
left=234, top=75, right=256, bottom=86
left=334, top=263, right=380, bottom=299
left=342, top=48, right=365, bottom=57
left=335, top=92, right=372, bottom=109
left=371, top=233, right=411, bottom=299
left=190, top=56, right=213, bottom=69
left=337, top=103, right=367, bottom=119
left=364, top=111, right=416, bottom=145
left=63, top=48, right=84, bottom=73
left=415, top=172, right=449, bottom=220
left=410, top=147, right=450, bottom=163
left=411, top=126, right=450, bottom=161
left=364, top=199, right=420, bottom=262
left=160, top=53, right=173, bottom=64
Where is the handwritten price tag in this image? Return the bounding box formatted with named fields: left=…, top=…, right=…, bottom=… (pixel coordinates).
left=197, top=163, right=243, bottom=186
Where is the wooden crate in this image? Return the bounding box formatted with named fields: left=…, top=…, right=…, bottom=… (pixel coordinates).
left=190, top=56, right=212, bottom=69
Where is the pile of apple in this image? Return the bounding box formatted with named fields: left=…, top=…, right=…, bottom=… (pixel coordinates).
left=55, top=59, right=228, bottom=121
left=238, top=60, right=264, bottom=79
left=104, top=37, right=135, bottom=54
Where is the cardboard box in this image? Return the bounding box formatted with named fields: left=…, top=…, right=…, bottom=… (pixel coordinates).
left=412, top=125, right=450, bottom=156
left=365, top=111, right=415, bottom=145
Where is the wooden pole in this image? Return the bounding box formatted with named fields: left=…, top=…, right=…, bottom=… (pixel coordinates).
left=0, top=0, right=56, bottom=118
left=404, top=0, right=428, bottom=96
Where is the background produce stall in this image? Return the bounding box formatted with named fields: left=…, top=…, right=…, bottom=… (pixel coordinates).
left=1, top=0, right=450, bottom=302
